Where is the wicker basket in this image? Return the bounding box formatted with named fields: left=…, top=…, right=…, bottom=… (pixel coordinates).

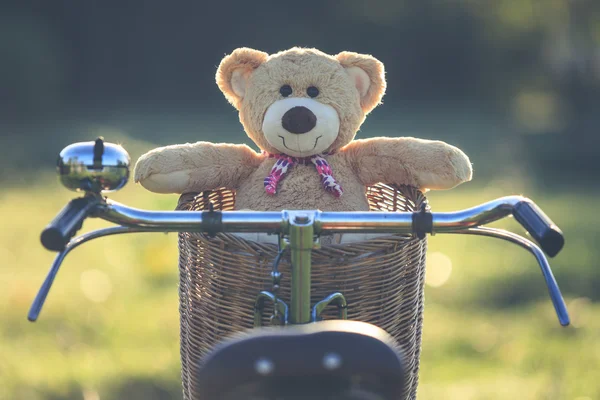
left=176, top=184, right=428, bottom=400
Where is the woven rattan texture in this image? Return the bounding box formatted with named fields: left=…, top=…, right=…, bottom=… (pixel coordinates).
left=176, top=184, right=427, bottom=400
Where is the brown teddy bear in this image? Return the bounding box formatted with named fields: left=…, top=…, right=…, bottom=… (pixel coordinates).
left=134, top=47, right=472, bottom=211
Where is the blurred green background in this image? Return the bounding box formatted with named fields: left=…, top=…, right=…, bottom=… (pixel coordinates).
left=1, top=0, right=599, bottom=399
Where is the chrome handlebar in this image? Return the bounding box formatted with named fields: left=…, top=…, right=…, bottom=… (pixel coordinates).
left=98, top=195, right=529, bottom=234
left=32, top=194, right=569, bottom=326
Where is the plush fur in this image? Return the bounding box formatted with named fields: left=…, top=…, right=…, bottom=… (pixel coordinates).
left=135, top=47, right=473, bottom=212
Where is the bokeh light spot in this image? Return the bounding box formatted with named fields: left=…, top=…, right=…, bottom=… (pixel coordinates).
left=471, top=323, right=499, bottom=353
left=80, top=269, right=112, bottom=303
left=425, top=252, right=453, bottom=287
left=512, top=91, right=564, bottom=133
left=82, top=389, right=100, bottom=400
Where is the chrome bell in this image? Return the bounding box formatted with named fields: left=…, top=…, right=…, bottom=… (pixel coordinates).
left=57, top=137, right=130, bottom=193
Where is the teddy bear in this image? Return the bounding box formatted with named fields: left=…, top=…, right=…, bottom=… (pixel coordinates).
left=134, top=47, right=472, bottom=213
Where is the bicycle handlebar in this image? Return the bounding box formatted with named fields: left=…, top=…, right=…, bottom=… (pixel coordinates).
left=87, top=195, right=563, bottom=256
left=33, top=193, right=568, bottom=326
left=39, top=195, right=564, bottom=256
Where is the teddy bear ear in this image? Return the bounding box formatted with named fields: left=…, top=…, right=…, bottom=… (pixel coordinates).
left=336, top=52, right=386, bottom=114
left=216, top=48, right=269, bottom=108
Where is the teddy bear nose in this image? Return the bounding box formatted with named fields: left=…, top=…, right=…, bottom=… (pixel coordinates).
left=281, top=106, right=317, bottom=134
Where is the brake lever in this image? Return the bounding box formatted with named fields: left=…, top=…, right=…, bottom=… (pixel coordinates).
left=29, top=226, right=144, bottom=322
left=448, top=227, right=570, bottom=326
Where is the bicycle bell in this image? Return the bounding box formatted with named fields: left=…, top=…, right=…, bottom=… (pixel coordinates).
left=57, top=137, right=130, bottom=193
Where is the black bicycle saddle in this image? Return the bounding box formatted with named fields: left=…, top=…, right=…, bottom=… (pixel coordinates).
left=196, top=320, right=407, bottom=399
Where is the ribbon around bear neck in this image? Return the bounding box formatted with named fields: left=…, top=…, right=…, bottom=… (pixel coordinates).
left=263, top=152, right=343, bottom=198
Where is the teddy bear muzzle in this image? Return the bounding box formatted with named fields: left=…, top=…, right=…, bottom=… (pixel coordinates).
left=262, top=97, right=340, bottom=157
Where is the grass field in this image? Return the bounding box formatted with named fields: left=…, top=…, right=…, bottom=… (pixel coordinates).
left=1, top=165, right=598, bottom=400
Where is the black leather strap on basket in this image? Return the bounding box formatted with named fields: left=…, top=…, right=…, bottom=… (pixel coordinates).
left=513, top=199, right=564, bottom=257
left=201, top=209, right=222, bottom=237
left=40, top=196, right=98, bottom=251
left=412, top=202, right=432, bottom=239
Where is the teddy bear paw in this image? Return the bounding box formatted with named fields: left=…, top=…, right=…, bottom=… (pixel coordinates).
left=448, top=147, right=473, bottom=184
left=133, top=151, right=191, bottom=194
left=133, top=153, right=155, bottom=183
left=415, top=145, right=473, bottom=190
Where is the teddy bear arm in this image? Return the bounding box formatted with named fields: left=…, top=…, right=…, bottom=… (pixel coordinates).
left=134, top=142, right=262, bottom=194
left=343, top=137, right=472, bottom=190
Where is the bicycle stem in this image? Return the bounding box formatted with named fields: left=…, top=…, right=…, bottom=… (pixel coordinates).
left=282, top=212, right=319, bottom=324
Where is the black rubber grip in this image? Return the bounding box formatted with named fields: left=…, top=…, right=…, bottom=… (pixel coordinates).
left=513, top=200, right=564, bottom=257
left=40, top=197, right=98, bottom=251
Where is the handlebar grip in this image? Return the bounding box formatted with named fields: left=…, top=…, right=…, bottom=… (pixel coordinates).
left=513, top=200, right=564, bottom=257
left=40, top=197, right=98, bottom=251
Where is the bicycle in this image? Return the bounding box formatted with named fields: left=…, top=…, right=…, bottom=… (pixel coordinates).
left=30, top=138, right=569, bottom=400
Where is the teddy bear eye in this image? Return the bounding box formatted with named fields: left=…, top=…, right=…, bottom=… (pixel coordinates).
left=307, top=86, right=319, bottom=98
left=279, top=85, right=293, bottom=97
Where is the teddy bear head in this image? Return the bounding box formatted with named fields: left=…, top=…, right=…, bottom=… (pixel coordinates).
left=216, top=47, right=386, bottom=157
